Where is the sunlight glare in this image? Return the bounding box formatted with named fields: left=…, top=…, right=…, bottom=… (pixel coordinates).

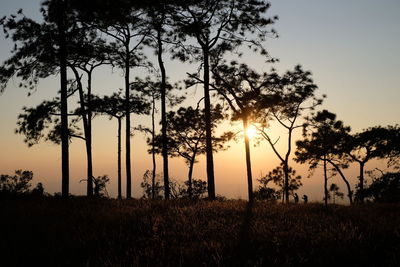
left=246, top=126, right=257, bottom=139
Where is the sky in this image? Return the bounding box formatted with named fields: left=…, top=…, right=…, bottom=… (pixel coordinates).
left=0, top=0, right=399, bottom=202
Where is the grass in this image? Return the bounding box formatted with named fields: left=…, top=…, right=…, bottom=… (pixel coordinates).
left=0, top=198, right=399, bottom=266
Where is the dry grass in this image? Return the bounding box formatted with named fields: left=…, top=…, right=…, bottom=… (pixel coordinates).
left=0, top=198, right=399, bottom=266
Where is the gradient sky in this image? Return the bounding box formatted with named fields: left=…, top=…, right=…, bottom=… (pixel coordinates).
left=1, top=0, right=399, bottom=201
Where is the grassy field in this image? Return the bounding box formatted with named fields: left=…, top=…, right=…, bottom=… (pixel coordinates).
left=0, top=198, right=399, bottom=266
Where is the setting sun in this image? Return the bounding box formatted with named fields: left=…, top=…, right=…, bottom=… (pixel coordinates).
left=246, top=126, right=257, bottom=139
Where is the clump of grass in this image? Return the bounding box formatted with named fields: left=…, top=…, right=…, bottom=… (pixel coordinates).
left=0, top=199, right=399, bottom=266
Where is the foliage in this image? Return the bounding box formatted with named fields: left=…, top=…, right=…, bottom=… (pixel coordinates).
left=140, top=170, right=207, bottom=199
left=0, top=170, right=33, bottom=195
left=172, top=0, right=278, bottom=62
left=141, top=170, right=164, bottom=199
left=254, top=187, right=280, bottom=202
left=295, top=110, right=351, bottom=170
left=179, top=179, right=207, bottom=199
left=15, top=99, right=82, bottom=146
left=152, top=105, right=232, bottom=162
left=328, top=183, right=344, bottom=203
left=80, top=175, right=110, bottom=198
left=0, top=170, right=45, bottom=197
left=258, top=164, right=302, bottom=200
left=92, top=175, right=110, bottom=198
left=364, top=171, right=400, bottom=203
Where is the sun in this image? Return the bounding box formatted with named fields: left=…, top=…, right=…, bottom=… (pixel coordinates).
left=246, top=126, right=257, bottom=139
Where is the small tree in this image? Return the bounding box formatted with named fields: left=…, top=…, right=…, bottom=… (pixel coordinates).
left=328, top=183, right=344, bottom=204
left=179, top=179, right=207, bottom=199
left=254, top=176, right=280, bottom=202
left=0, top=170, right=33, bottom=195
left=364, top=171, right=400, bottom=203
left=141, top=170, right=164, bottom=199
left=93, top=175, right=110, bottom=198
left=258, top=164, right=302, bottom=203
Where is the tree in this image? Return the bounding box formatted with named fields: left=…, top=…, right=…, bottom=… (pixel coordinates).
left=0, top=1, right=73, bottom=197
left=364, top=171, right=400, bottom=203
left=74, top=0, right=150, bottom=198
left=328, top=183, right=344, bottom=204
left=0, top=170, right=33, bottom=195
left=295, top=110, right=354, bottom=204
left=173, top=0, right=277, bottom=199
left=143, top=0, right=179, bottom=199
left=152, top=105, right=232, bottom=198
left=91, top=91, right=150, bottom=199
left=208, top=61, right=279, bottom=202
left=256, top=65, right=322, bottom=203
left=92, top=175, right=110, bottom=198
left=140, top=170, right=164, bottom=199
left=258, top=163, right=302, bottom=202
left=343, top=126, right=398, bottom=203
left=66, top=31, right=110, bottom=197
left=134, top=76, right=185, bottom=199
left=0, top=0, right=111, bottom=197
left=254, top=175, right=280, bottom=202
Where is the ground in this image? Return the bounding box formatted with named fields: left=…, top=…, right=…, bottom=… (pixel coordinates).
left=0, top=198, right=399, bottom=266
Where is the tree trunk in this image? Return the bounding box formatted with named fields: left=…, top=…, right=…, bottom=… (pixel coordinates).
left=157, top=25, right=170, bottom=199
left=86, top=71, right=93, bottom=196
left=188, top=155, right=196, bottom=199
left=327, top=159, right=353, bottom=204
left=72, top=68, right=92, bottom=197
left=243, top=117, right=254, bottom=202
left=323, top=157, right=328, bottom=206
left=125, top=43, right=132, bottom=199
left=283, top=163, right=289, bottom=203
left=151, top=93, right=156, bottom=200
left=283, top=128, right=293, bottom=204
left=203, top=48, right=216, bottom=199
left=117, top=117, right=122, bottom=199
left=359, top=162, right=365, bottom=203
left=57, top=0, right=69, bottom=198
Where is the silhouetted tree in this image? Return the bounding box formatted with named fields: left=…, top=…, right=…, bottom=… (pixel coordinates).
left=258, top=163, right=302, bottom=202
left=142, top=1, right=179, bottom=199
left=135, top=77, right=185, bottom=199
left=15, top=90, right=110, bottom=151
left=328, top=183, right=344, bottom=204
left=141, top=170, right=206, bottom=199
left=141, top=170, right=164, bottom=199
left=364, top=171, right=400, bottom=203
left=173, top=0, right=277, bottom=199
left=207, top=61, right=279, bottom=202
left=0, top=0, right=112, bottom=197
left=152, top=105, right=232, bottom=198
left=0, top=1, right=74, bottom=197
left=31, top=182, right=45, bottom=196
left=0, top=170, right=33, bottom=195
left=256, top=65, right=322, bottom=203
left=91, top=91, right=150, bottom=199
left=295, top=110, right=353, bottom=204
left=74, top=0, right=150, bottom=198
left=254, top=177, right=280, bottom=202
left=93, top=175, right=110, bottom=198
left=342, top=126, right=398, bottom=203
left=66, top=32, right=110, bottom=197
